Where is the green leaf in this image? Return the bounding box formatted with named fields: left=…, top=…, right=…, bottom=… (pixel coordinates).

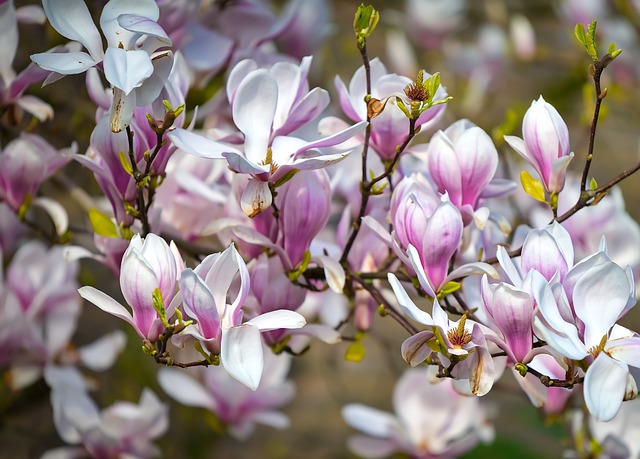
left=437, top=281, right=461, bottom=299
left=395, top=96, right=411, bottom=118
left=611, top=48, right=622, bottom=59
left=88, top=208, right=119, bottom=238
left=119, top=150, right=133, bottom=175
left=353, top=4, right=379, bottom=45
left=586, top=19, right=598, bottom=61
left=520, top=170, right=546, bottom=203
left=575, top=23, right=587, bottom=46
left=345, top=341, right=366, bottom=362
left=608, top=42, right=617, bottom=54
left=426, top=72, right=441, bottom=103
left=274, top=169, right=299, bottom=188
left=152, top=288, right=169, bottom=328
left=590, top=177, right=598, bottom=190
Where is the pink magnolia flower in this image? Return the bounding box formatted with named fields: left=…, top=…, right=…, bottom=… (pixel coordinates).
left=389, top=273, right=497, bottom=396
left=169, top=57, right=366, bottom=217
left=43, top=365, right=168, bottom=459
left=505, top=96, right=574, bottom=194
left=334, top=58, right=447, bottom=161
left=158, top=350, right=295, bottom=440
left=342, top=367, right=494, bottom=458
left=178, top=244, right=306, bottom=390
left=0, top=133, right=74, bottom=212
left=0, top=1, right=53, bottom=123
left=277, top=170, right=331, bottom=267
left=391, top=178, right=463, bottom=293
left=531, top=251, right=639, bottom=421
left=479, top=275, right=535, bottom=363
left=497, top=222, right=574, bottom=286
left=78, top=233, right=183, bottom=342
left=31, top=0, right=174, bottom=132
left=427, top=119, right=514, bottom=224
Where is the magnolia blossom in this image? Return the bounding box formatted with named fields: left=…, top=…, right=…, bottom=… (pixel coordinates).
left=43, top=365, right=168, bottom=459
left=588, top=396, right=640, bottom=458
left=158, top=350, right=295, bottom=440
left=0, top=1, right=53, bottom=122
left=0, top=134, right=74, bottom=225
left=505, top=96, right=574, bottom=194
left=342, top=367, right=494, bottom=458
left=333, top=58, right=447, bottom=161
left=389, top=272, right=497, bottom=396
left=169, top=57, right=366, bottom=217
left=426, top=119, right=514, bottom=225
left=177, top=244, right=306, bottom=390
left=31, top=0, right=174, bottom=131
left=532, top=251, right=638, bottom=421
left=78, top=233, right=183, bottom=342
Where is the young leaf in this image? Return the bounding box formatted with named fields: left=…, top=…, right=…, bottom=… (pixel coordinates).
left=590, top=177, right=598, bottom=190
left=119, top=150, right=133, bottom=175
left=575, top=23, right=587, bottom=46
left=345, top=341, right=366, bottom=362
left=88, top=208, right=119, bottom=238
left=586, top=19, right=598, bottom=61
left=520, top=170, right=546, bottom=203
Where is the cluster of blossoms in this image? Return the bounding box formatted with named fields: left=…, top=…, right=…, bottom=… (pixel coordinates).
left=2, top=0, right=640, bottom=458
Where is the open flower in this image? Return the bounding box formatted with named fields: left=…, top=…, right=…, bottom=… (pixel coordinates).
left=31, top=0, right=173, bottom=131
left=178, top=244, right=306, bottom=390
left=168, top=57, right=366, bottom=217
left=342, top=367, right=494, bottom=458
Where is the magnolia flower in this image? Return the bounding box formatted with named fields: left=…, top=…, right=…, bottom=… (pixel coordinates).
left=342, top=367, right=494, bottom=458
left=497, top=222, right=574, bottom=286
left=479, top=275, right=535, bottom=364
left=169, top=57, right=366, bottom=217
left=0, top=133, right=74, bottom=217
left=389, top=272, right=497, bottom=396
left=427, top=119, right=514, bottom=225
left=0, top=1, right=53, bottom=122
left=505, top=96, right=574, bottom=194
left=158, top=350, right=295, bottom=440
left=178, top=244, right=306, bottom=390
left=531, top=252, right=639, bottom=421
left=31, top=0, right=173, bottom=131
left=78, top=233, right=183, bottom=342
left=333, top=58, right=447, bottom=161
left=43, top=365, right=168, bottom=459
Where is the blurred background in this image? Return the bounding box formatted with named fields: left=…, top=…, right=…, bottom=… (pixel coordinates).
left=2, top=0, right=640, bottom=457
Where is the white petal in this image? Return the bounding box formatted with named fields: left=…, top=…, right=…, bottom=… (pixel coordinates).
left=387, top=273, right=434, bottom=325
left=240, top=179, right=272, bottom=218
left=32, top=197, right=68, bottom=236
left=78, top=330, right=127, bottom=371
left=109, top=87, right=136, bottom=133
left=584, top=353, right=628, bottom=421
left=157, top=368, right=215, bottom=409
left=30, top=51, right=96, bottom=75
left=103, top=48, right=153, bottom=95
left=312, top=255, right=345, bottom=293
left=246, top=310, right=306, bottom=331
left=221, top=325, right=264, bottom=391
left=77, top=286, right=139, bottom=335
left=168, top=128, right=238, bottom=159
left=232, top=69, right=277, bottom=164
left=341, top=404, right=397, bottom=437
left=42, top=0, right=103, bottom=61
left=16, top=95, right=54, bottom=122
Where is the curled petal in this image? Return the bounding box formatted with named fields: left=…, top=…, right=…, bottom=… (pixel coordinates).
left=221, top=325, right=263, bottom=390
left=584, top=353, right=628, bottom=421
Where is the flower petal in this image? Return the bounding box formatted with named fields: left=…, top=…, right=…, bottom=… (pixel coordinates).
left=246, top=310, right=306, bottom=331
left=77, top=286, right=140, bottom=336
left=221, top=325, right=263, bottom=390
left=584, top=353, right=628, bottom=421
left=103, top=47, right=153, bottom=95
left=42, top=0, right=103, bottom=61
left=157, top=368, right=215, bottom=409
left=30, top=51, right=97, bottom=75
